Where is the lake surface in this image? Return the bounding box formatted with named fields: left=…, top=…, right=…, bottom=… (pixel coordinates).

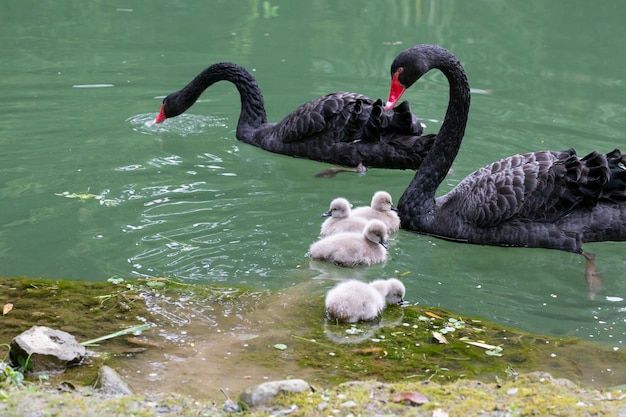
left=2, top=0, right=625, bottom=352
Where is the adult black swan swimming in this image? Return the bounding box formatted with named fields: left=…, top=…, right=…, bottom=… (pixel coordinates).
left=386, top=44, right=626, bottom=295
left=153, top=62, right=434, bottom=169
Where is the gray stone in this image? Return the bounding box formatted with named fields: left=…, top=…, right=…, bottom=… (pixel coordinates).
left=94, top=366, right=133, bottom=396
left=10, top=326, right=86, bottom=372
left=239, top=379, right=310, bottom=408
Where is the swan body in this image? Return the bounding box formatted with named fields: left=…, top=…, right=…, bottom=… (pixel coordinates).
left=309, top=219, right=389, bottom=267
left=320, top=197, right=368, bottom=237
left=325, top=278, right=406, bottom=322
left=351, top=191, right=401, bottom=233
left=154, top=62, right=435, bottom=169
left=386, top=44, right=626, bottom=294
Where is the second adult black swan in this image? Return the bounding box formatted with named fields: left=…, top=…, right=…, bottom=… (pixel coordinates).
left=386, top=44, right=626, bottom=295
left=153, top=61, right=434, bottom=169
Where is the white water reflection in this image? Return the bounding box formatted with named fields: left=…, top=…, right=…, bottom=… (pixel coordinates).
left=127, top=113, right=228, bottom=137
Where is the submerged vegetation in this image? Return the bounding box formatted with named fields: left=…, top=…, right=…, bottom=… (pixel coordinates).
left=242, top=297, right=626, bottom=388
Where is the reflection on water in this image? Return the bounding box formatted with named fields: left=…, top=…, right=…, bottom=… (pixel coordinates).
left=323, top=311, right=406, bottom=345
left=127, top=113, right=229, bottom=137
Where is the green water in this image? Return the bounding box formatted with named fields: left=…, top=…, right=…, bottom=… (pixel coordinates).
left=1, top=0, right=625, bottom=355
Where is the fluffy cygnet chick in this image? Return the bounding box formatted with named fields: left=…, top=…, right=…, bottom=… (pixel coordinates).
left=325, top=278, right=407, bottom=322
left=370, top=278, right=406, bottom=305
left=325, top=280, right=385, bottom=322
left=320, top=197, right=368, bottom=237
left=351, top=191, right=400, bottom=233
left=309, top=219, right=388, bottom=267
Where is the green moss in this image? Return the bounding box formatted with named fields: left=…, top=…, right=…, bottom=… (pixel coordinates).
left=240, top=295, right=626, bottom=389
left=264, top=374, right=625, bottom=417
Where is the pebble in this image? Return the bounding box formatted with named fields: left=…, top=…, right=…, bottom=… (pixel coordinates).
left=95, top=366, right=133, bottom=396
left=238, top=379, right=310, bottom=408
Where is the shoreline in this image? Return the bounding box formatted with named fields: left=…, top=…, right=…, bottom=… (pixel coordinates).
left=1, top=275, right=626, bottom=415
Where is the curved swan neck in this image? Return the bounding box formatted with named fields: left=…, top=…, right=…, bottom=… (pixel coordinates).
left=177, top=63, right=268, bottom=139
left=402, top=50, right=470, bottom=206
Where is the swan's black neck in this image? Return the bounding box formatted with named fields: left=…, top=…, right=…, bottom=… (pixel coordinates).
left=398, top=48, right=470, bottom=226
left=168, top=63, right=268, bottom=141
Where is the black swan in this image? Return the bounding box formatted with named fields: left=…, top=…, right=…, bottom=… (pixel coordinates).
left=153, top=62, right=436, bottom=169
left=386, top=44, right=626, bottom=295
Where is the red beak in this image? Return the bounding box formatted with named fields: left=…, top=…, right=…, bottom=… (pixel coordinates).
left=384, top=70, right=406, bottom=111
left=154, top=103, right=167, bottom=124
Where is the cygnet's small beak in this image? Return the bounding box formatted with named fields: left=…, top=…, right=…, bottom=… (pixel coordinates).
left=380, top=238, right=389, bottom=249
left=321, top=210, right=332, bottom=217
left=398, top=299, right=409, bottom=306
left=391, top=205, right=398, bottom=212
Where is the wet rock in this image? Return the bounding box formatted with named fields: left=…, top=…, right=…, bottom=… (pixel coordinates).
left=10, top=326, right=85, bottom=372
left=526, top=371, right=581, bottom=390
left=95, top=366, right=133, bottom=396
left=239, top=379, right=311, bottom=407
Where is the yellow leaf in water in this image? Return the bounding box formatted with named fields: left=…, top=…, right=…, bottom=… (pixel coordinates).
left=352, top=347, right=383, bottom=355
left=3, top=303, right=13, bottom=316
left=425, top=311, right=444, bottom=320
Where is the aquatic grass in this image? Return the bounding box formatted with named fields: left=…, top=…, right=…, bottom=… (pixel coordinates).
left=80, top=324, right=151, bottom=347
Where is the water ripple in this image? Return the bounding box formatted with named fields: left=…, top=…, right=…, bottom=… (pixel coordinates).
left=127, top=113, right=228, bottom=137
left=115, top=164, right=146, bottom=172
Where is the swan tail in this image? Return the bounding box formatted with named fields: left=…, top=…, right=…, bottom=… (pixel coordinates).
left=344, top=99, right=425, bottom=144
left=563, top=149, right=626, bottom=205
left=537, top=148, right=626, bottom=225
left=343, top=98, right=371, bottom=142
left=355, top=99, right=386, bottom=142
left=604, top=148, right=626, bottom=202
left=387, top=100, right=424, bottom=136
